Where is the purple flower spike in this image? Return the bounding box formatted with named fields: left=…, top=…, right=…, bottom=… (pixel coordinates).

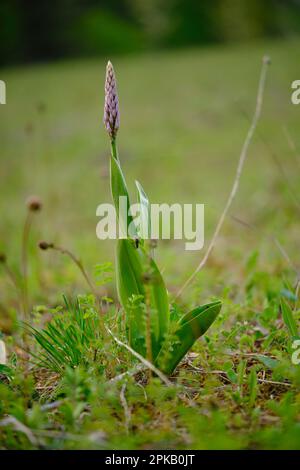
left=103, top=61, right=120, bottom=140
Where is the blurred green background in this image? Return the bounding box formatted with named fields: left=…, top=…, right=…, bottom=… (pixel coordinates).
left=1, top=2, right=300, bottom=449
left=0, top=1, right=299, bottom=315
left=1, top=0, right=300, bottom=66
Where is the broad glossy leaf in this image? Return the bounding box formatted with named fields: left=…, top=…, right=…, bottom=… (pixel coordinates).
left=156, top=300, right=222, bottom=374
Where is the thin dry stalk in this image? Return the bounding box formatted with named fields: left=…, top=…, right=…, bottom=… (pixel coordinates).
left=120, top=382, right=131, bottom=433
left=106, top=329, right=197, bottom=408
left=2, top=260, right=23, bottom=305
left=54, top=245, right=97, bottom=298
left=22, top=196, right=42, bottom=322
left=39, top=242, right=99, bottom=301
left=176, top=56, right=270, bottom=299
left=0, top=416, right=105, bottom=446
left=109, top=364, right=144, bottom=384
left=106, top=326, right=173, bottom=387
left=0, top=255, right=27, bottom=345
left=21, top=212, right=33, bottom=320
left=0, top=416, right=38, bottom=446
left=257, top=378, right=291, bottom=387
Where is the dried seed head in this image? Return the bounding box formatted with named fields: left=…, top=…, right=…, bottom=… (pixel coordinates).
left=103, top=61, right=120, bottom=140
left=0, top=253, right=6, bottom=264
left=26, top=195, right=42, bottom=212
left=38, top=241, right=53, bottom=251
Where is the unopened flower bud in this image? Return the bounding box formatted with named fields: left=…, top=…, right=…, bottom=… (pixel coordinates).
left=26, top=196, right=42, bottom=212
left=38, top=241, right=53, bottom=251
left=103, top=61, right=120, bottom=140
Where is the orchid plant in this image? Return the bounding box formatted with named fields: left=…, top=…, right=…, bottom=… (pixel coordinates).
left=103, top=61, right=222, bottom=375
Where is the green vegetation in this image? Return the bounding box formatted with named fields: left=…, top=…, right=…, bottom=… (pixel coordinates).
left=1, top=0, right=300, bottom=65
left=0, top=38, right=300, bottom=449
left=104, top=60, right=222, bottom=374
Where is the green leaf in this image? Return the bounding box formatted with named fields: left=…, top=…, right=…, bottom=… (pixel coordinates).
left=156, top=300, right=222, bottom=375
left=281, top=298, right=298, bottom=338
left=135, top=180, right=151, bottom=239
left=116, top=238, right=169, bottom=358
left=0, top=364, right=13, bottom=379
left=226, top=368, right=238, bottom=384
left=110, top=155, right=136, bottom=238
left=248, top=367, right=258, bottom=408
left=280, top=288, right=297, bottom=302
left=256, top=355, right=279, bottom=370
left=94, top=262, right=113, bottom=286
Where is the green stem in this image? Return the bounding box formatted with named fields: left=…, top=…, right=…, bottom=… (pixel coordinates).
left=145, top=282, right=153, bottom=375
left=111, top=138, right=118, bottom=161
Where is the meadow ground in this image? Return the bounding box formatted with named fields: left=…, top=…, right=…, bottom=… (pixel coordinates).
left=0, top=38, right=300, bottom=449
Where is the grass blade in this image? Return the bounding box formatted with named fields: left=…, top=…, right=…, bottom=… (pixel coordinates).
left=281, top=298, right=298, bottom=338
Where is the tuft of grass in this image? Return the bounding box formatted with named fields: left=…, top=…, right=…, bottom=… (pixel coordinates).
left=26, top=295, right=102, bottom=373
